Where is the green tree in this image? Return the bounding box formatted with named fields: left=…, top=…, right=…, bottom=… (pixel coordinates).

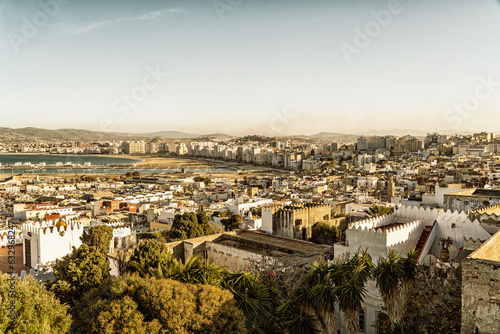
left=81, top=225, right=114, bottom=251
left=364, top=205, right=394, bottom=218
left=311, top=222, right=338, bottom=245
left=51, top=244, right=110, bottom=306
left=193, top=176, right=211, bottom=186
left=399, top=248, right=419, bottom=317
left=72, top=275, right=246, bottom=334
left=127, top=240, right=180, bottom=278
left=136, top=232, right=159, bottom=240
left=278, top=260, right=338, bottom=334
left=222, top=271, right=274, bottom=331
left=170, top=212, right=204, bottom=239
left=172, top=254, right=227, bottom=286
left=374, top=250, right=404, bottom=325
left=0, top=275, right=72, bottom=334
left=196, top=207, right=211, bottom=235
left=373, top=248, right=419, bottom=326
left=337, top=249, right=373, bottom=334
left=221, top=214, right=242, bottom=231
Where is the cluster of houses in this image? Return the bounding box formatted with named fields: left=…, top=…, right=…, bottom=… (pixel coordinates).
left=1, top=131, right=500, bottom=332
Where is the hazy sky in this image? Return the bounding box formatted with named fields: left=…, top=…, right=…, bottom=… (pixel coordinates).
left=1, top=0, right=500, bottom=135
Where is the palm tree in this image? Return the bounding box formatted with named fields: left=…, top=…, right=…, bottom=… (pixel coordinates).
left=337, top=249, right=373, bottom=334
left=223, top=271, right=274, bottom=330
left=397, top=248, right=419, bottom=323
left=172, top=254, right=227, bottom=287
left=364, top=205, right=394, bottom=218
left=128, top=251, right=182, bottom=279
left=297, top=261, right=338, bottom=334
left=374, top=248, right=419, bottom=327
left=374, top=250, right=404, bottom=325
left=277, top=297, right=319, bottom=334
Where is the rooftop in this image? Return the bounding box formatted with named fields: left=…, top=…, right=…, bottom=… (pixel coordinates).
left=469, top=229, right=500, bottom=262
left=236, top=230, right=333, bottom=255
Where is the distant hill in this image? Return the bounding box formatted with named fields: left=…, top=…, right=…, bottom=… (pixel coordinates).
left=358, top=129, right=477, bottom=136
left=136, top=131, right=200, bottom=139
left=0, top=127, right=487, bottom=144
left=0, top=127, right=125, bottom=143
left=0, top=127, right=234, bottom=143
left=358, top=129, right=429, bottom=137
left=194, top=133, right=235, bottom=141
left=308, top=132, right=359, bottom=142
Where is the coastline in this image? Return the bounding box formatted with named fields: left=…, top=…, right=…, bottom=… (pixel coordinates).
left=0, top=153, right=142, bottom=163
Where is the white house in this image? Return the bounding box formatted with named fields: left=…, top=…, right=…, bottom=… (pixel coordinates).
left=22, top=220, right=83, bottom=270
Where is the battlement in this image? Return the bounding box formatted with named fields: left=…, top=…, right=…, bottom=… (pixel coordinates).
left=349, top=217, right=421, bottom=236
left=463, top=236, right=485, bottom=251
left=469, top=202, right=500, bottom=214
left=348, top=214, right=394, bottom=230
left=22, top=219, right=83, bottom=235
left=263, top=202, right=330, bottom=215
left=396, top=204, right=471, bottom=222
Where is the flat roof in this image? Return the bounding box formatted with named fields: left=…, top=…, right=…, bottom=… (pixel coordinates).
left=233, top=230, right=333, bottom=255
left=472, top=189, right=500, bottom=198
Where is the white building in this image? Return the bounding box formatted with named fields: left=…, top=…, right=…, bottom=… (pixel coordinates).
left=225, top=197, right=273, bottom=216
left=333, top=204, right=492, bottom=334
left=22, top=220, right=83, bottom=269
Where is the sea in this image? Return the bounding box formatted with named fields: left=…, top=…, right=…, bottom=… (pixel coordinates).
left=0, top=154, right=234, bottom=174
left=0, top=154, right=139, bottom=166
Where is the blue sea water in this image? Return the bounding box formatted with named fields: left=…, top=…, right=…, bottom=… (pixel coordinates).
left=0, top=154, right=139, bottom=166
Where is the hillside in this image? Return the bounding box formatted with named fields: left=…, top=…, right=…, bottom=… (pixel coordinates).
left=0, top=127, right=233, bottom=143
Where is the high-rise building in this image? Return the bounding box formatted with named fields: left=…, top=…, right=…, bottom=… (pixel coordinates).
left=122, top=141, right=146, bottom=154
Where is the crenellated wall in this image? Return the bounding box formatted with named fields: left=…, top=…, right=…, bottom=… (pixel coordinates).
left=395, top=205, right=440, bottom=222
left=430, top=214, right=491, bottom=260
left=348, top=214, right=394, bottom=230
left=463, top=236, right=483, bottom=251
left=346, top=226, right=387, bottom=260
left=468, top=203, right=500, bottom=215
left=386, top=220, right=423, bottom=252
left=467, top=204, right=500, bottom=234
left=263, top=203, right=331, bottom=240
left=21, top=219, right=83, bottom=269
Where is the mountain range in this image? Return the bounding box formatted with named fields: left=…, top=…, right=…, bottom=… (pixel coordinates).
left=0, top=127, right=486, bottom=143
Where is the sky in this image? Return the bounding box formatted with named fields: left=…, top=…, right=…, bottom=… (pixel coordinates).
left=1, top=0, right=500, bottom=136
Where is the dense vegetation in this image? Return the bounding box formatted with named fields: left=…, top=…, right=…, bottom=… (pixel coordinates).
left=1, top=223, right=462, bottom=333
left=311, top=222, right=339, bottom=244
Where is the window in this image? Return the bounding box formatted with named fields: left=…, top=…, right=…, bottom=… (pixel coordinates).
left=359, top=308, right=366, bottom=333
left=24, top=240, right=31, bottom=268
left=294, top=219, right=302, bottom=226
left=323, top=214, right=329, bottom=220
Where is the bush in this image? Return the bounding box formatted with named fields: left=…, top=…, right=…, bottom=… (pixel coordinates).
left=311, top=222, right=338, bottom=245
left=0, top=275, right=72, bottom=334
left=71, top=275, right=246, bottom=334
